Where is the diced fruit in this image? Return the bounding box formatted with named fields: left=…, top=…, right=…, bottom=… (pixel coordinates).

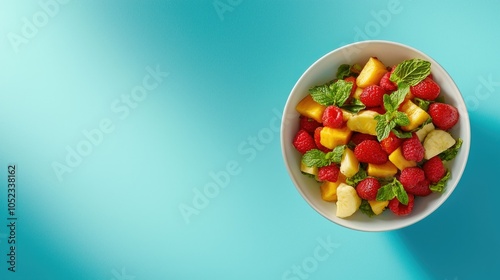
left=319, top=126, right=352, bottom=149
left=380, top=131, right=403, bottom=154
left=368, top=200, right=389, bottom=215
left=341, top=109, right=354, bottom=122
left=401, top=135, right=425, bottom=162
left=295, top=94, right=327, bottom=123
left=410, top=77, right=440, bottom=100
left=340, top=147, right=359, bottom=178
left=314, top=127, right=330, bottom=153
left=356, top=178, right=381, bottom=200
left=388, top=194, right=415, bottom=216
left=399, top=167, right=425, bottom=190
left=359, top=85, right=386, bottom=107
left=318, top=164, right=340, bottom=182
left=335, top=183, right=361, bottom=218
left=356, top=57, right=388, bottom=88
left=346, top=110, right=380, bottom=136
left=389, top=147, right=417, bottom=170
left=354, top=140, right=388, bottom=164
left=320, top=174, right=346, bottom=202
left=423, top=156, right=447, bottom=183
left=399, top=99, right=431, bottom=131
left=353, top=87, right=364, bottom=99
left=428, top=103, right=459, bottom=130
left=415, top=122, right=435, bottom=142
left=300, top=161, right=318, bottom=180
left=367, top=161, right=398, bottom=178
left=423, top=129, right=456, bottom=159
left=322, top=106, right=344, bottom=128
left=299, top=115, right=322, bottom=134
left=292, top=129, right=317, bottom=154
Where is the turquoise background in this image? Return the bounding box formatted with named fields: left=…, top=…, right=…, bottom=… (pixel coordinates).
left=1, top=0, right=499, bottom=279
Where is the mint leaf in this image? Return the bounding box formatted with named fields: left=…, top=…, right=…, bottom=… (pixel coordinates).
left=391, top=129, right=412, bottom=139
left=375, top=85, right=410, bottom=141
left=393, top=180, right=409, bottom=205
left=345, top=168, right=367, bottom=187
left=430, top=170, right=451, bottom=193
left=336, top=64, right=351, bottom=79
left=390, top=59, right=431, bottom=86
left=386, top=85, right=410, bottom=111
left=375, top=114, right=395, bottom=141
left=414, top=98, right=430, bottom=111
left=376, top=184, right=396, bottom=201
left=359, top=200, right=375, bottom=217
left=302, top=149, right=329, bottom=167
left=439, top=138, right=463, bottom=161
left=328, top=145, right=346, bottom=163
left=393, top=111, right=410, bottom=126
left=310, top=80, right=352, bottom=107
left=341, top=98, right=366, bottom=113
left=376, top=178, right=408, bottom=205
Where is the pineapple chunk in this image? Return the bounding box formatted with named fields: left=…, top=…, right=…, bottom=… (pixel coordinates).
left=389, top=147, right=417, bottom=170
left=341, top=109, right=354, bottom=122
left=399, top=99, right=431, bottom=131
left=415, top=122, right=435, bottom=142
left=319, top=126, right=352, bottom=149
left=368, top=200, right=389, bottom=215
left=346, top=110, right=380, bottom=136
left=300, top=161, right=318, bottom=180
left=320, top=174, right=346, bottom=202
left=353, top=87, right=364, bottom=99
left=340, top=147, right=359, bottom=178
left=356, top=57, right=388, bottom=88
left=367, top=161, right=398, bottom=178
left=336, top=183, right=361, bottom=218
left=295, top=94, right=327, bottom=123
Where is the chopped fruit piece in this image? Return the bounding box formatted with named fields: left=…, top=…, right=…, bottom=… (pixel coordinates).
left=356, top=178, right=381, bottom=200
left=423, top=156, right=446, bottom=183
left=389, top=147, right=417, bottom=170
left=314, top=127, right=331, bottom=153
left=367, top=161, right=398, bottom=178
left=295, top=94, right=327, bottom=123
left=346, top=110, right=380, bottom=136
left=415, top=122, right=435, bottom=142
left=341, top=109, right=354, bottom=122
left=320, top=174, right=346, bottom=202
left=354, top=140, right=388, bottom=164
left=292, top=129, right=316, bottom=154
left=388, top=194, right=415, bottom=216
left=336, top=183, right=362, bottom=218
left=353, top=87, right=364, bottom=99
left=428, top=103, right=459, bottom=130
left=399, top=99, right=431, bottom=131
left=322, top=106, right=344, bottom=128
left=340, top=147, right=359, bottom=178
left=423, top=129, right=456, bottom=160
left=319, top=126, right=352, bottom=150
left=368, top=200, right=389, bottom=215
left=318, top=164, right=340, bottom=182
left=300, top=161, right=318, bottom=180
left=356, top=57, right=388, bottom=88
left=410, top=77, right=440, bottom=100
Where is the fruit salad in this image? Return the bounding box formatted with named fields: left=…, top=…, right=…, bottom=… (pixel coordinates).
left=292, top=57, right=463, bottom=218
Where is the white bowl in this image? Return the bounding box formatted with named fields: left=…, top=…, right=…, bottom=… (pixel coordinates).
left=281, top=40, right=470, bottom=232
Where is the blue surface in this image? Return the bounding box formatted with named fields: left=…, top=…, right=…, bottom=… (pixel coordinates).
left=0, top=1, right=498, bottom=279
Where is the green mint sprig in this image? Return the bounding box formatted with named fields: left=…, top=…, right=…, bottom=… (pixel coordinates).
left=301, top=146, right=346, bottom=167
left=359, top=200, right=375, bottom=217
left=439, top=138, right=463, bottom=161
left=389, top=59, right=432, bottom=86
left=376, top=178, right=409, bottom=205
left=345, top=168, right=367, bottom=187
left=309, top=79, right=352, bottom=107
left=430, top=170, right=451, bottom=193
left=336, top=64, right=362, bottom=79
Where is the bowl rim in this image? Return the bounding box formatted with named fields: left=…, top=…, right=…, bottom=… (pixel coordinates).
left=280, top=40, right=471, bottom=232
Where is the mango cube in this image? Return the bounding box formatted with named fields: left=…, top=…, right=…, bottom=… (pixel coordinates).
left=319, top=126, right=352, bottom=150
left=389, top=147, right=417, bottom=170
left=295, top=94, right=327, bottom=123
left=399, top=99, right=431, bottom=131
left=367, top=161, right=398, bottom=178
left=368, top=200, right=390, bottom=215
left=356, top=57, right=388, bottom=88
left=320, top=174, right=346, bottom=202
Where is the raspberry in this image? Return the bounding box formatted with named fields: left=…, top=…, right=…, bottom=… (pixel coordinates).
left=350, top=132, right=377, bottom=145
left=356, top=178, right=381, bottom=200
left=399, top=167, right=425, bottom=190
left=379, top=71, right=397, bottom=91
left=314, top=127, right=330, bottom=153
left=401, top=136, right=425, bottom=162
left=388, top=194, right=415, bottom=216
left=344, top=76, right=357, bottom=97
left=410, top=77, right=440, bottom=100
left=380, top=131, right=403, bottom=155
left=322, top=106, right=344, bottom=128
left=423, top=156, right=446, bottom=183
left=318, top=164, right=340, bottom=182
left=354, top=140, right=388, bottom=164
left=428, top=103, right=459, bottom=130
left=359, top=85, right=386, bottom=107
left=407, top=179, right=432, bottom=197
left=370, top=106, right=386, bottom=115
left=299, top=115, right=321, bottom=134
left=292, top=129, right=316, bottom=154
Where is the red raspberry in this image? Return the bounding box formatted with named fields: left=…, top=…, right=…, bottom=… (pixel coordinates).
left=410, top=77, right=440, bottom=100
left=399, top=167, right=425, bottom=190
left=379, top=71, right=397, bottom=91
left=299, top=115, right=321, bottom=134
left=322, top=106, right=344, bottom=128
left=292, top=129, right=316, bottom=154
left=380, top=131, right=403, bottom=155
left=318, top=164, right=340, bottom=182
left=407, top=179, right=432, bottom=197
left=356, top=178, right=381, bottom=200
left=401, top=136, right=425, bottom=162
left=344, top=76, right=357, bottom=97
left=428, top=103, right=459, bottom=130
left=350, top=132, right=377, bottom=145
left=314, top=127, right=330, bottom=153
left=359, top=85, right=386, bottom=107
left=388, top=194, right=415, bottom=216
left=354, top=140, right=388, bottom=164
left=370, top=106, right=386, bottom=115
left=423, top=156, right=446, bottom=183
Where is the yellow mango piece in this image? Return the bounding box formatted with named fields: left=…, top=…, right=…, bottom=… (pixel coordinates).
left=319, top=126, right=352, bottom=150
left=399, top=99, right=431, bottom=131
left=356, top=57, right=388, bottom=88
left=368, top=200, right=389, bottom=215
left=346, top=110, right=380, bottom=136
left=353, top=87, right=364, bottom=99
left=389, top=147, right=417, bottom=170
left=367, top=161, right=398, bottom=178
left=340, top=147, right=359, bottom=178
left=295, top=94, right=327, bottom=123
left=320, top=174, right=346, bottom=202
left=300, top=161, right=318, bottom=180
